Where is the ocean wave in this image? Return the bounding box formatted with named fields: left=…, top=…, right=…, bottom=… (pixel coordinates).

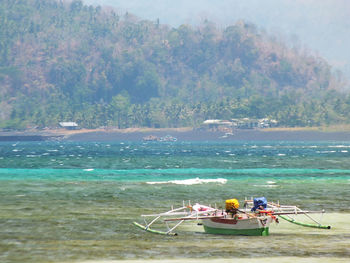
left=253, top=184, right=278, bottom=188
left=329, top=145, right=350, bottom=148
left=146, top=177, right=227, bottom=185
left=1, top=167, right=350, bottom=176
left=1, top=168, right=349, bottom=181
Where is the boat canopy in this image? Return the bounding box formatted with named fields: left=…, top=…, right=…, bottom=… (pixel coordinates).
left=251, top=197, right=267, bottom=211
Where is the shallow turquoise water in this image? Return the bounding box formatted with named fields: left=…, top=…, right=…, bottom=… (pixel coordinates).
left=0, top=141, right=350, bottom=262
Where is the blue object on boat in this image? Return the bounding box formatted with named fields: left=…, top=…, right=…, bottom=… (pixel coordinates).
left=251, top=197, right=267, bottom=211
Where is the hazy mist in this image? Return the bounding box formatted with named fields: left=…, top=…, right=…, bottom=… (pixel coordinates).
left=83, top=0, right=350, bottom=80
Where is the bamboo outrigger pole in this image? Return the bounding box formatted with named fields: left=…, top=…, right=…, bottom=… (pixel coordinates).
left=278, top=215, right=331, bottom=229
left=133, top=221, right=178, bottom=235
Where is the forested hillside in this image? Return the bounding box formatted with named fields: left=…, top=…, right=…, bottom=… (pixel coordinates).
left=0, top=0, right=349, bottom=129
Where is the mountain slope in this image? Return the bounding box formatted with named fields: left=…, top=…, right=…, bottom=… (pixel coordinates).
left=0, top=0, right=348, bottom=129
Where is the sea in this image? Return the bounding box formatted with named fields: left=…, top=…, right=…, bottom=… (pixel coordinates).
left=1, top=140, right=350, bottom=262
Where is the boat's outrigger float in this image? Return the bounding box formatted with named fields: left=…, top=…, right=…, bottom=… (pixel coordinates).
left=133, top=197, right=331, bottom=236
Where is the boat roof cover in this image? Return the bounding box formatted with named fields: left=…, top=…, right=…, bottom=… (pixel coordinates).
left=251, top=197, right=267, bottom=211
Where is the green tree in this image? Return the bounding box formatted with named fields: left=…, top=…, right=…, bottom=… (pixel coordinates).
left=110, top=94, right=130, bottom=128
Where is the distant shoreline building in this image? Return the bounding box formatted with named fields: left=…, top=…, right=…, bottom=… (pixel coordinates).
left=202, top=119, right=233, bottom=132
left=202, top=118, right=278, bottom=131
left=59, top=122, right=79, bottom=130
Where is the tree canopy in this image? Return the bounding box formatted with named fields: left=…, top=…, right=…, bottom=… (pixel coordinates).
left=0, top=0, right=349, bottom=130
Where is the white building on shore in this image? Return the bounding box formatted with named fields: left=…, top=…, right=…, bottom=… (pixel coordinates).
left=202, top=118, right=278, bottom=131
left=59, top=122, right=79, bottom=130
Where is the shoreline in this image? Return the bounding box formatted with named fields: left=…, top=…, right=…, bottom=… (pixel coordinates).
left=1, top=126, right=350, bottom=141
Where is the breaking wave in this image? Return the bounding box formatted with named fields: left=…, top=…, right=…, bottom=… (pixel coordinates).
left=146, top=177, right=227, bottom=185
left=0, top=168, right=349, bottom=181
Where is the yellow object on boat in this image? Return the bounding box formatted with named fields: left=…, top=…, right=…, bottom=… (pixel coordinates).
left=225, top=199, right=240, bottom=210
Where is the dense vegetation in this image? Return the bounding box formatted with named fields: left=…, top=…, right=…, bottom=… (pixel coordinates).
left=0, top=0, right=349, bottom=130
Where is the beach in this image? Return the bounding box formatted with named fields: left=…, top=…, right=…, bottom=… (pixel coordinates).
left=2, top=126, right=350, bottom=141
left=65, top=128, right=350, bottom=141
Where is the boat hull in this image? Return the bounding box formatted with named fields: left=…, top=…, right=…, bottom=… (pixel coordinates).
left=203, top=225, right=269, bottom=236
left=201, top=216, right=272, bottom=236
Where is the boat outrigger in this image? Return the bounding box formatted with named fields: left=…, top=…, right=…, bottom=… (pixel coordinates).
left=133, top=197, right=331, bottom=236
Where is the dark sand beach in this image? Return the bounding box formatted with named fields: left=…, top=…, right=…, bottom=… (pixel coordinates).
left=65, top=129, right=350, bottom=142
left=2, top=128, right=350, bottom=141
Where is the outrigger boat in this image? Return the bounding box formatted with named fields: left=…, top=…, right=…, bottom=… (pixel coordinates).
left=133, top=197, right=331, bottom=236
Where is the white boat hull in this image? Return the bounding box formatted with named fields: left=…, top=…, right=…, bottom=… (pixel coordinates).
left=201, top=215, right=273, bottom=236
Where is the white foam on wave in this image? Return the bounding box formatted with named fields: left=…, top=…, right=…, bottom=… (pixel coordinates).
left=253, top=184, right=278, bottom=188
left=252, top=181, right=278, bottom=188
left=147, top=177, right=227, bottom=185
left=83, top=169, right=94, bottom=172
